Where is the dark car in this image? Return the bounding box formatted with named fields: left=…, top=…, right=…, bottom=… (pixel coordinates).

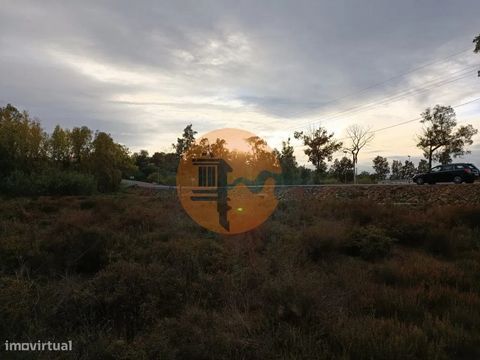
left=466, top=163, right=480, bottom=178
left=413, top=163, right=477, bottom=185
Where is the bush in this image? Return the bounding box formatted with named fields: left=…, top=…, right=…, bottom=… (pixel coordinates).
left=39, top=170, right=97, bottom=195
left=344, top=226, right=396, bottom=260
left=0, top=169, right=96, bottom=196
left=301, top=220, right=348, bottom=261
left=41, top=227, right=108, bottom=274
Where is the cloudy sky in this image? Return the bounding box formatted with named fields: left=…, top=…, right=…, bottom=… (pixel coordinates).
left=1, top=0, right=479, bottom=169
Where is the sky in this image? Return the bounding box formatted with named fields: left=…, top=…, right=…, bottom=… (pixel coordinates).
left=1, top=0, right=480, bottom=170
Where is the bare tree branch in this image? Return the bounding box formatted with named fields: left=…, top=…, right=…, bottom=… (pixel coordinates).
left=344, top=124, right=375, bottom=184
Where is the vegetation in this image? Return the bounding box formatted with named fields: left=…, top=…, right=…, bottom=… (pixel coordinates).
left=294, top=127, right=343, bottom=175
left=1, top=191, right=480, bottom=359
left=1, top=102, right=478, bottom=195
left=372, top=156, right=390, bottom=180
left=0, top=104, right=135, bottom=195
left=416, top=105, right=477, bottom=169
left=344, top=124, right=374, bottom=184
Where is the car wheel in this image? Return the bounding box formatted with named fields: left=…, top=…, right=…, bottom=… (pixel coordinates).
left=416, top=177, right=424, bottom=185
left=453, top=176, right=463, bottom=184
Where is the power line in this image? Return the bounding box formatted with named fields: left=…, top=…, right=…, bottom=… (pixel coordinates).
left=278, top=65, right=478, bottom=132
left=253, top=46, right=473, bottom=131
left=291, top=96, right=480, bottom=151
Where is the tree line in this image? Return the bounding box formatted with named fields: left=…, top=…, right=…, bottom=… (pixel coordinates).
left=0, top=104, right=134, bottom=195
left=0, top=101, right=476, bottom=194
left=1, top=34, right=478, bottom=194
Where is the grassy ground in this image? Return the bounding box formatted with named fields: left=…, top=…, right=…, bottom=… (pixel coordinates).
left=1, top=190, right=480, bottom=359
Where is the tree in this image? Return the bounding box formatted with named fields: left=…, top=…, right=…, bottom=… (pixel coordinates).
left=357, top=171, right=373, bottom=184
left=49, top=125, right=71, bottom=166
left=390, top=160, right=403, bottom=180
left=0, top=104, right=48, bottom=174
left=90, top=132, right=134, bottom=192
left=133, top=150, right=150, bottom=169
left=276, top=138, right=298, bottom=184
left=417, top=159, right=429, bottom=173
left=294, top=126, right=342, bottom=175
left=344, top=125, right=374, bottom=184
left=417, top=105, right=477, bottom=169
left=70, top=126, right=93, bottom=167
left=401, top=160, right=416, bottom=180
left=298, top=166, right=313, bottom=184
left=329, top=157, right=354, bottom=182
left=474, top=34, right=480, bottom=53
left=372, top=156, right=390, bottom=181
left=173, top=124, right=197, bottom=157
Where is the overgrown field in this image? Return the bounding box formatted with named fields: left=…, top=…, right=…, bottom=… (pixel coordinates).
left=1, top=190, right=480, bottom=359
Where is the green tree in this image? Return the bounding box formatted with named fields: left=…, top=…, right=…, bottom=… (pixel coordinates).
left=401, top=160, right=416, bottom=179
left=417, top=159, right=429, bottom=173
left=276, top=138, right=298, bottom=184
left=90, top=132, right=134, bottom=192
left=372, top=156, right=390, bottom=180
left=0, top=104, right=48, bottom=174
left=298, top=166, right=313, bottom=184
left=152, top=152, right=178, bottom=173
left=417, top=105, right=477, bottom=169
left=70, top=126, right=93, bottom=167
left=174, top=124, right=197, bottom=157
left=329, top=157, right=353, bottom=182
left=390, top=160, right=403, bottom=180
left=294, top=127, right=342, bottom=175
left=49, top=125, right=72, bottom=166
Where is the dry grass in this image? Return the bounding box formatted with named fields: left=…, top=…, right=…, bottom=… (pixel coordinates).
left=0, top=190, right=479, bottom=359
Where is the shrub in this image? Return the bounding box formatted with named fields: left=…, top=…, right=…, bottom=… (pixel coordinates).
left=39, top=170, right=97, bottom=195
left=0, top=169, right=96, bottom=196
left=41, top=227, right=108, bottom=274
left=301, top=220, right=348, bottom=261
left=344, top=226, right=396, bottom=260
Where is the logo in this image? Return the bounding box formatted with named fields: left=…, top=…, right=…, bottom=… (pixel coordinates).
left=176, top=128, right=281, bottom=234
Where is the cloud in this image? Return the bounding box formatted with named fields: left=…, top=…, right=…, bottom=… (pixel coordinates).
left=1, top=0, right=479, bottom=167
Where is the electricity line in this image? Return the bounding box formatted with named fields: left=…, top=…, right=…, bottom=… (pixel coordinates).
left=278, top=64, right=478, bottom=132
left=253, top=46, right=473, bottom=131
left=291, top=95, right=480, bottom=150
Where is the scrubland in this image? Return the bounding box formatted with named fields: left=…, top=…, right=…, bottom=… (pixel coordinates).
left=1, top=189, right=480, bottom=359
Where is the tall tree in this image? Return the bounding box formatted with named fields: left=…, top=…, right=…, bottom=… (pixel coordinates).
left=372, top=156, right=390, bottom=181
left=417, top=105, right=477, bottom=169
left=276, top=138, right=298, bottom=184
left=294, top=126, right=342, bottom=175
left=49, top=125, right=71, bottom=166
left=390, top=160, right=403, bottom=180
left=344, top=125, right=374, bottom=184
left=329, top=157, right=354, bottom=182
left=401, top=159, right=416, bottom=180
left=173, top=124, right=197, bottom=157
left=90, top=132, right=134, bottom=192
left=0, top=104, right=48, bottom=174
left=417, top=159, right=429, bottom=173
left=70, top=126, right=92, bottom=166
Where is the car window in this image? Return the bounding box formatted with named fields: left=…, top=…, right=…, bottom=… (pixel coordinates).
left=431, top=166, right=441, bottom=172
left=455, top=165, right=464, bottom=169
left=442, top=165, right=453, bottom=171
